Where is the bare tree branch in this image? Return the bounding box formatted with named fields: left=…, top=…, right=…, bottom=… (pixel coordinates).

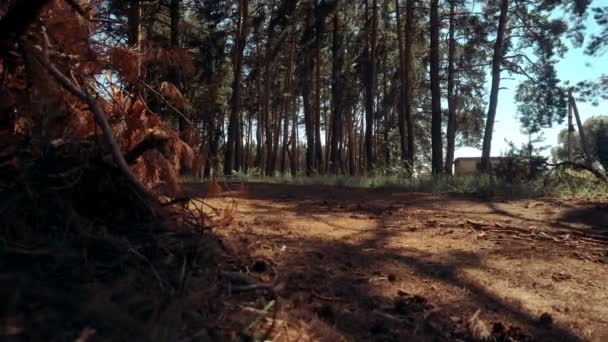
left=140, top=80, right=193, bottom=127
left=125, top=131, right=172, bottom=165
left=546, top=161, right=608, bottom=183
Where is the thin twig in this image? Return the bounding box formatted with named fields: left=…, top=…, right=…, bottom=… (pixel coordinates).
left=244, top=300, right=276, bottom=334
left=311, top=291, right=346, bottom=302
left=129, top=247, right=166, bottom=292
left=140, top=80, right=193, bottom=127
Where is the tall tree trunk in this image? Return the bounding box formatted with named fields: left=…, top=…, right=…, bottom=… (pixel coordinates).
left=291, top=98, right=299, bottom=176
left=348, top=108, right=356, bottom=175
left=364, top=0, right=378, bottom=172
left=224, top=0, right=248, bottom=175
left=236, top=107, right=243, bottom=172
left=324, top=96, right=331, bottom=173
left=382, top=72, right=391, bottom=167
left=359, top=114, right=365, bottom=173
left=243, top=113, right=249, bottom=172
left=203, top=119, right=212, bottom=178
left=281, top=37, right=296, bottom=175
left=169, top=0, right=188, bottom=137
left=395, top=0, right=408, bottom=164
left=127, top=0, right=141, bottom=48
left=206, top=110, right=223, bottom=177
left=127, top=0, right=143, bottom=96
left=169, top=0, right=180, bottom=50
left=444, top=0, right=457, bottom=175
left=314, top=4, right=325, bottom=174
left=302, top=6, right=316, bottom=176
left=404, top=0, right=415, bottom=169
left=263, top=65, right=273, bottom=176
left=280, top=108, right=289, bottom=175
left=204, top=106, right=217, bottom=178
left=270, top=96, right=282, bottom=175
left=330, top=12, right=344, bottom=174
left=303, top=83, right=315, bottom=176
left=245, top=112, right=253, bottom=172
left=481, top=0, right=509, bottom=171
left=255, top=52, right=265, bottom=171
left=429, top=0, right=443, bottom=176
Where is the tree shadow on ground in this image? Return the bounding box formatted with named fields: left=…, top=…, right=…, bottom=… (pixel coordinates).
left=484, top=201, right=608, bottom=239
left=211, top=188, right=589, bottom=340
left=235, top=227, right=582, bottom=341
left=559, top=204, right=608, bottom=229
left=181, top=182, right=604, bottom=340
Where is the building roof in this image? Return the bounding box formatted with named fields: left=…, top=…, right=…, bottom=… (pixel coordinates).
left=454, top=156, right=507, bottom=162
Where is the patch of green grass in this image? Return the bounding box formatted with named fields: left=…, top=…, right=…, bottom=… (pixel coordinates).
left=544, top=169, right=608, bottom=198
left=182, top=169, right=608, bottom=199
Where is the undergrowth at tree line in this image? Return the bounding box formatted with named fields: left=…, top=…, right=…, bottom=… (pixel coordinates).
left=185, top=169, right=608, bottom=199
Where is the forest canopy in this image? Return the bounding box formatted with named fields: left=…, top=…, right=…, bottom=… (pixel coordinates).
left=0, top=0, right=606, bottom=186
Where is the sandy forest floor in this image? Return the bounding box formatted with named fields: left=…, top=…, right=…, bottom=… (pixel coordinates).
left=183, top=182, right=608, bottom=342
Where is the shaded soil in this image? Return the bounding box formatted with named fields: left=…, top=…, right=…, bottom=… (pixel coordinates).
left=184, top=182, right=608, bottom=342
left=0, top=143, right=232, bottom=342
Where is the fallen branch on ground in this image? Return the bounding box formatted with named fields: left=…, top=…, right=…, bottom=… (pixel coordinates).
left=545, top=161, right=608, bottom=183
left=465, top=219, right=608, bottom=246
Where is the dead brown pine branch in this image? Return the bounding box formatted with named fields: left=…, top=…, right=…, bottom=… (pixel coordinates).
left=545, top=161, right=608, bottom=183
left=27, top=29, right=155, bottom=201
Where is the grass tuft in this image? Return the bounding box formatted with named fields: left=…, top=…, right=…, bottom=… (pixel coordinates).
left=182, top=169, right=608, bottom=199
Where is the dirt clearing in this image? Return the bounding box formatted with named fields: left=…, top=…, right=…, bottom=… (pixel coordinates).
left=184, top=182, right=608, bottom=341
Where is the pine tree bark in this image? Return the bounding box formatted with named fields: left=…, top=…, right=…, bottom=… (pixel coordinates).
left=381, top=69, right=394, bottom=167
left=270, top=96, right=282, bottom=175
left=481, top=0, right=509, bottom=171
left=302, top=6, right=316, bottom=176
left=330, top=12, right=344, bottom=174
left=314, top=4, right=325, bottom=174
left=348, top=108, right=356, bottom=175
left=395, top=0, right=408, bottom=164
left=204, top=102, right=216, bottom=178
left=404, top=0, right=415, bottom=169
left=168, top=0, right=188, bottom=138
left=281, top=37, right=296, bottom=175
left=263, top=54, right=273, bottom=175
left=429, top=0, right=443, bottom=176
left=224, top=0, right=248, bottom=175
left=245, top=112, right=253, bottom=172
left=127, top=0, right=141, bottom=47
left=127, top=0, right=143, bottom=97
left=364, top=0, right=378, bottom=172
left=324, top=98, right=331, bottom=173
left=255, top=42, right=265, bottom=171
left=444, top=0, right=457, bottom=175
left=169, top=0, right=180, bottom=46
left=303, top=77, right=315, bottom=176
left=291, top=99, right=299, bottom=176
